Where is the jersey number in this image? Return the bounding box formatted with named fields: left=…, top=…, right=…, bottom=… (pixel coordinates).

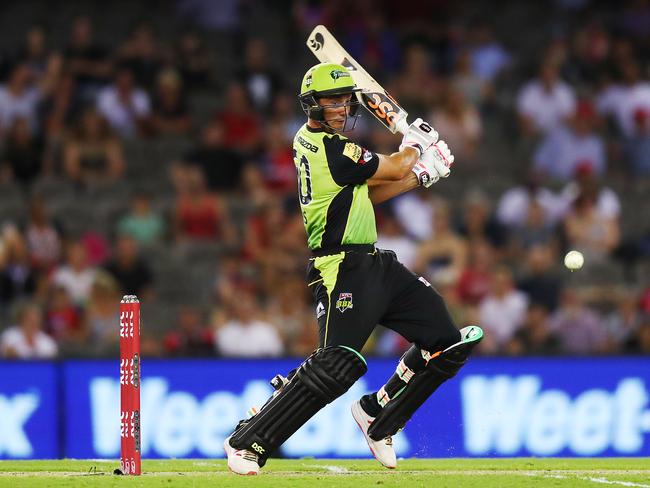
left=297, top=154, right=313, bottom=205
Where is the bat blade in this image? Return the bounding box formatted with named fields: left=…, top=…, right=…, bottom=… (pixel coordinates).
left=307, top=25, right=409, bottom=134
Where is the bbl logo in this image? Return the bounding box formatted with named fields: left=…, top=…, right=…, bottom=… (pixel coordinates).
left=336, top=292, right=354, bottom=313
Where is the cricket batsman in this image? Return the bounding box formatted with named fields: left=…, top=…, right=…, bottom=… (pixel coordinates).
left=224, top=62, right=483, bottom=475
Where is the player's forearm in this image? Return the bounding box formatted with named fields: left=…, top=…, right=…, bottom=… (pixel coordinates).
left=369, top=173, right=420, bottom=204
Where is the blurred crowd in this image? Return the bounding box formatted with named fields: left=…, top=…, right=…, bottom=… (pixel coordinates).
left=0, top=0, right=649, bottom=360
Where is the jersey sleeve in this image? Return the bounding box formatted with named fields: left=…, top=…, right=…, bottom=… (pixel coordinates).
left=323, top=135, right=379, bottom=186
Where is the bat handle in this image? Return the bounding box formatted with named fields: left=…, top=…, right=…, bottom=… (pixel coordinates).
left=395, top=117, right=409, bottom=135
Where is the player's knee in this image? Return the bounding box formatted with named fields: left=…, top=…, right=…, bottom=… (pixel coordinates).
left=417, top=319, right=460, bottom=353
left=298, top=345, right=367, bottom=402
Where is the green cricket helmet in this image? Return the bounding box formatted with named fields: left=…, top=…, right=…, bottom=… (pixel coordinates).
left=299, top=62, right=361, bottom=132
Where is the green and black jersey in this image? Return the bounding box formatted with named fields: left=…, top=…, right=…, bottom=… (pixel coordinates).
left=293, top=124, right=380, bottom=251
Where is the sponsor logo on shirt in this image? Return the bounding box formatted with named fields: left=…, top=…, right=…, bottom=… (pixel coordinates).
left=343, top=142, right=363, bottom=162
left=298, top=135, right=319, bottom=153
left=316, top=301, right=326, bottom=319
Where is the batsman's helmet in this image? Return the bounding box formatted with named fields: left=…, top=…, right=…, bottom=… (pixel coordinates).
left=299, top=63, right=360, bottom=130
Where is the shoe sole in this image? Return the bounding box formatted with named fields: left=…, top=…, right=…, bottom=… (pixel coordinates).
left=351, top=402, right=396, bottom=469
left=223, top=438, right=259, bottom=476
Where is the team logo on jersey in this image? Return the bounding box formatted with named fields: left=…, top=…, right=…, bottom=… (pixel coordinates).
left=316, top=301, right=326, bottom=319
left=336, top=292, right=354, bottom=313
left=362, top=149, right=373, bottom=163
left=343, top=142, right=362, bottom=162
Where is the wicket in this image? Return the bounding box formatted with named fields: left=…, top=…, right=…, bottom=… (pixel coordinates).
left=119, top=295, right=141, bottom=475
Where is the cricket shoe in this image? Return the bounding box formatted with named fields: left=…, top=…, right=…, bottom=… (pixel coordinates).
left=351, top=400, right=397, bottom=469
left=223, top=436, right=260, bottom=475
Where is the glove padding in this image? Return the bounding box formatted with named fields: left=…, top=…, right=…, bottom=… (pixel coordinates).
left=411, top=140, right=454, bottom=188
left=399, top=118, right=439, bottom=157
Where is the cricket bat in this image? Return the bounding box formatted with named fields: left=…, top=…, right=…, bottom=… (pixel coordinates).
left=306, top=25, right=450, bottom=178
left=307, top=25, right=410, bottom=135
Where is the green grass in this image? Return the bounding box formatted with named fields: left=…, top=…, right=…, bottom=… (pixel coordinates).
left=0, top=458, right=648, bottom=487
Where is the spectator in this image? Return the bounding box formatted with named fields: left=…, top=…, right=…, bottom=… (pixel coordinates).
left=259, top=123, right=295, bottom=195
left=414, top=200, right=467, bottom=286
left=254, top=208, right=308, bottom=294
left=625, top=318, right=650, bottom=355
left=24, top=195, right=62, bottom=271
left=116, top=192, right=166, bottom=246
left=239, top=164, right=272, bottom=207
left=64, top=15, right=112, bottom=99
left=343, top=11, right=400, bottom=77
left=175, top=29, right=213, bottom=89
left=96, top=65, right=151, bottom=138
left=0, top=226, right=38, bottom=306
left=214, top=253, right=259, bottom=304
left=478, top=266, right=529, bottom=353
left=624, top=108, right=650, bottom=176
left=163, top=306, right=214, bottom=356
left=564, top=187, right=620, bottom=262
left=104, top=234, right=154, bottom=298
left=557, top=164, right=621, bottom=220
left=549, top=288, right=607, bottom=354
left=185, top=123, right=245, bottom=192
left=517, top=59, right=576, bottom=136
left=516, top=245, right=563, bottom=312
left=390, top=43, right=441, bottom=115
left=51, top=240, right=97, bottom=306
left=63, top=108, right=125, bottom=184
left=85, top=271, right=121, bottom=352
left=215, top=290, right=284, bottom=357
left=451, top=49, right=491, bottom=107
left=457, top=189, right=506, bottom=249
left=506, top=303, right=561, bottom=355
left=149, top=68, right=192, bottom=136
left=240, top=197, right=289, bottom=264
left=237, top=38, right=282, bottom=114
left=468, top=21, right=512, bottom=83
left=392, top=188, right=435, bottom=241
left=172, top=165, right=236, bottom=243
left=19, top=24, right=53, bottom=79
left=0, top=117, right=44, bottom=188
left=0, top=301, right=57, bottom=359
left=44, top=285, right=85, bottom=344
left=456, top=239, right=495, bottom=305
left=600, top=61, right=650, bottom=138
left=213, top=81, right=261, bottom=154
left=497, top=171, right=565, bottom=228
left=265, top=277, right=310, bottom=352
left=429, top=84, right=482, bottom=164
left=533, top=100, right=606, bottom=180
left=376, top=211, right=417, bottom=269
left=0, top=61, right=59, bottom=135
left=603, top=293, right=643, bottom=352
left=508, top=201, right=559, bottom=258
left=270, top=91, right=309, bottom=141
left=116, top=22, right=164, bottom=90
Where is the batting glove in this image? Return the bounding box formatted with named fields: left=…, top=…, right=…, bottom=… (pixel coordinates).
left=412, top=140, right=454, bottom=188
left=399, top=118, right=439, bottom=157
